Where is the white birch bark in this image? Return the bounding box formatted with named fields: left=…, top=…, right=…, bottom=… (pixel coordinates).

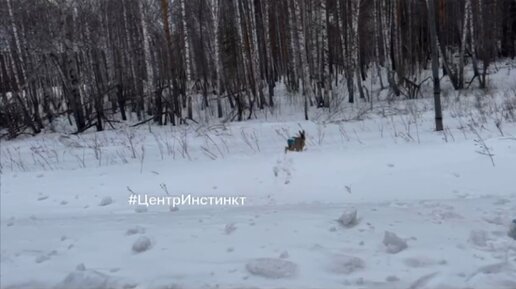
left=288, top=0, right=299, bottom=89
left=210, top=0, right=223, bottom=117
left=320, top=0, right=330, bottom=107
left=248, top=0, right=263, bottom=107
left=139, top=0, right=154, bottom=97
left=380, top=0, right=399, bottom=94
left=292, top=0, right=312, bottom=120
left=122, top=0, right=137, bottom=120
left=233, top=0, right=249, bottom=89
left=351, top=0, right=362, bottom=99
left=6, top=0, right=26, bottom=85
left=262, top=0, right=275, bottom=105
left=373, top=0, right=384, bottom=89
left=181, top=0, right=191, bottom=83
left=459, top=0, right=471, bottom=88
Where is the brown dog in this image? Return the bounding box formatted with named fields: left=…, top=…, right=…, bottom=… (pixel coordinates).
left=285, top=130, right=305, bottom=153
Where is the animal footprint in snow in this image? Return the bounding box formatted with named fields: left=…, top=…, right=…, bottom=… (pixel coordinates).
left=327, top=255, right=365, bottom=275
left=35, top=255, right=50, bottom=264
left=98, top=196, right=113, bottom=206
left=383, top=231, right=408, bottom=254
left=403, top=257, right=447, bottom=268
left=126, top=226, right=146, bottom=236
left=134, top=205, right=147, bottom=213
left=225, top=223, right=237, bottom=235
left=35, top=250, right=57, bottom=264
left=386, top=275, right=400, bottom=282
left=273, top=166, right=279, bottom=177
left=246, top=258, right=297, bottom=279
left=469, top=230, right=490, bottom=247
left=132, top=236, right=152, bottom=253
left=273, top=158, right=293, bottom=184
left=279, top=251, right=289, bottom=259
left=345, top=186, right=352, bottom=194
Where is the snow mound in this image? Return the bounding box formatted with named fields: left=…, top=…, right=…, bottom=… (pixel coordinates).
left=383, top=231, right=408, bottom=254
left=338, top=208, right=358, bottom=227
left=98, top=197, right=113, bottom=207
left=327, top=254, right=365, bottom=274
left=132, top=236, right=152, bottom=253
left=246, top=258, right=297, bottom=279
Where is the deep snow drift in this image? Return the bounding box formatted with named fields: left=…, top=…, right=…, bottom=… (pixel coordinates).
left=2, top=88, right=516, bottom=288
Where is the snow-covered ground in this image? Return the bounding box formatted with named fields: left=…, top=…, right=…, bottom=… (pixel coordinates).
left=2, top=89, right=516, bottom=288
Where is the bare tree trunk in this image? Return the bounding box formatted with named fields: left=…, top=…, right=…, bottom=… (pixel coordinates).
left=458, top=0, right=471, bottom=89
left=427, top=0, right=443, bottom=131
left=140, top=0, right=154, bottom=115
left=351, top=0, right=365, bottom=101
left=262, top=0, right=275, bottom=107
left=288, top=0, right=299, bottom=92
left=380, top=1, right=400, bottom=96
left=181, top=0, right=193, bottom=120
left=293, top=0, right=311, bottom=120
left=160, top=0, right=173, bottom=125
left=320, top=0, right=330, bottom=107
left=211, top=0, right=223, bottom=118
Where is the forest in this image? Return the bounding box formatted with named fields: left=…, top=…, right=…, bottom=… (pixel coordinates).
left=1, top=0, right=515, bottom=138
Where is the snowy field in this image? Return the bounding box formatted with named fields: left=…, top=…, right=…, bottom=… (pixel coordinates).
left=2, top=86, right=516, bottom=288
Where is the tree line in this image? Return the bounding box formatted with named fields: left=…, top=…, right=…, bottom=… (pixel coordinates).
left=0, top=0, right=515, bottom=138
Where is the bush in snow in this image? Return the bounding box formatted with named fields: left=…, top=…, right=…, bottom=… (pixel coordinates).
left=383, top=231, right=408, bottom=254
left=327, top=255, right=365, bottom=274
left=98, top=197, right=113, bottom=206
left=338, top=208, right=358, bottom=227
left=246, top=258, right=297, bottom=279
left=132, top=236, right=152, bottom=253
